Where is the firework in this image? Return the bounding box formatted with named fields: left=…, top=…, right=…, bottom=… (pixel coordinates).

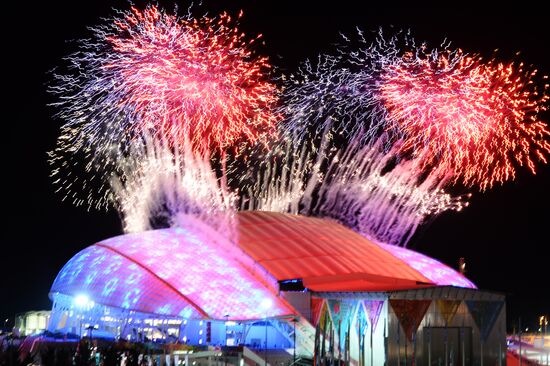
left=240, top=31, right=468, bottom=246
left=49, top=14, right=550, bottom=249
left=241, top=30, right=548, bottom=246
left=241, top=130, right=466, bottom=246
left=379, top=49, right=550, bottom=189
left=281, top=30, right=550, bottom=191
left=112, top=137, right=237, bottom=238
left=240, top=141, right=307, bottom=213
left=314, top=140, right=467, bottom=245
left=50, top=4, right=278, bottom=209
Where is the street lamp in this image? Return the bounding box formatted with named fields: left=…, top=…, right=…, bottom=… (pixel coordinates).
left=86, top=325, right=98, bottom=340
left=540, top=316, right=548, bottom=345
left=74, top=294, right=92, bottom=339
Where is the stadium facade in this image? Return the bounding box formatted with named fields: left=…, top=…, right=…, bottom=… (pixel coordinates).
left=48, top=211, right=505, bottom=365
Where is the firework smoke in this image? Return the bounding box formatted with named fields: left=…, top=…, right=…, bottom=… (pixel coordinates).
left=241, top=128, right=467, bottom=246
left=314, top=140, right=467, bottom=245
left=112, top=137, right=237, bottom=238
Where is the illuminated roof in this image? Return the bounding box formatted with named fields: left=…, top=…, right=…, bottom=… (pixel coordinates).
left=237, top=211, right=475, bottom=291
left=50, top=223, right=295, bottom=320
left=378, top=243, right=475, bottom=289
left=51, top=211, right=475, bottom=320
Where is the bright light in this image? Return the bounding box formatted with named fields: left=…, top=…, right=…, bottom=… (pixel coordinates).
left=260, top=298, right=273, bottom=310
left=74, top=294, right=90, bottom=307
left=225, top=321, right=237, bottom=326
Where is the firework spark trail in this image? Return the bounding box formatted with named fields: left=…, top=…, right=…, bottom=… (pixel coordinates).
left=242, top=30, right=549, bottom=246
left=49, top=13, right=550, bottom=249
left=241, top=141, right=307, bottom=213
left=50, top=4, right=278, bottom=209
left=241, top=31, right=467, bottom=246
left=111, top=137, right=237, bottom=238
left=281, top=52, right=384, bottom=143
left=285, top=29, right=550, bottom=190
left=241, top=122, right=465, bottom=246
left=314, top=139, right=467, bottom=246
left=379, top=48, right=550, bottom=190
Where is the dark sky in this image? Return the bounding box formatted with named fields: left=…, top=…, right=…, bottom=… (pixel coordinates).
left=3, top=1, right=549, bottom=332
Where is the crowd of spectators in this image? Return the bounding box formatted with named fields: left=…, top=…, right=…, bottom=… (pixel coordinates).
left=1, top=333, right=158, bottom=366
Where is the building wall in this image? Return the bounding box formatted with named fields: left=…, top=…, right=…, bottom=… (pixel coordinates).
left=15, top=311, right=51, bottom=336
left=312, top=287, right=506, bottom=366
left=49, top=293, right=294, bottom=349
left=386, top=287, right=506, bottom=366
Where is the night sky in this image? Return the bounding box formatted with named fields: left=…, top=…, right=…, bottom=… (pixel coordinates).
left=3, top=1, right=549, bottom=332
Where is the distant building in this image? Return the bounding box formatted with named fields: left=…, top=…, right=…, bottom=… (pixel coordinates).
left=15, top=310, right=51, bottom=336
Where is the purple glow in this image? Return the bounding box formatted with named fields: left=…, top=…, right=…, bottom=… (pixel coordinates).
left=51, top=225, right=294, bottom=320
left=378, top=243, right=476, bottom=289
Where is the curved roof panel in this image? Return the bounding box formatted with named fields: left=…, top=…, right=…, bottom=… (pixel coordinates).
left=51, top=226, right=295, bottom=320
left=378, top=243, right=475, bottom=289
left=236, top=211, right=475, bottom=291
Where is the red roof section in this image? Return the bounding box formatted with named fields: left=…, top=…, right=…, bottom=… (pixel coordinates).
left=236, top=211, right=434, bottom=292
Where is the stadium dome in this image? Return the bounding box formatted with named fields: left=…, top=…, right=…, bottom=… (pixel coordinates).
left=50, top=211, right=474, bottom=322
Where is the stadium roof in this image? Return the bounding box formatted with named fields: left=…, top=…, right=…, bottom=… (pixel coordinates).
left=237, top=212, right=475, bottom=292
left=50, top=211, right=474, bottom=320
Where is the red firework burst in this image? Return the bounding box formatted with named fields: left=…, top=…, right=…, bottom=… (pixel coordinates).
left=106, top=5, right=279, bottom=153
left=379, top=50, right=550, bottom=190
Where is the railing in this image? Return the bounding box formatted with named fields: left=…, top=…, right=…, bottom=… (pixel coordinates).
left=287, top=357, right=313, bottom=366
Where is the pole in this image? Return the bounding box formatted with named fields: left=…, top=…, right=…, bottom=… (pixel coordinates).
left=544, top=316, right=548, bottom=349
left=519, top=318, right=522, bottom=366
left=404, top=335, right=407, bottom=366
left=225, top=315, right=229, bottom=346
left=397, top=321, right=400, bottom=366
left=428, top=327, right=431, bottom=366
left=545, top=316, right=548, bottom=365
left=383, top=318, right=388, bottom=366
left=498, top=326, right=502, bottom=366
left=412, top=332, right=416, bottom=366
left=370, top=322, right=374, bottom=366
left=445, top=327, right=448, bottom=366
left=461, top=328, right=465, bottom=366
left=293, top=318, right=297, bottom=365
left=265, top=316, right=268, bottom=366
left=480, top=317, right=484, bottom=366
left=480, top=340, right=483, bottom=366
